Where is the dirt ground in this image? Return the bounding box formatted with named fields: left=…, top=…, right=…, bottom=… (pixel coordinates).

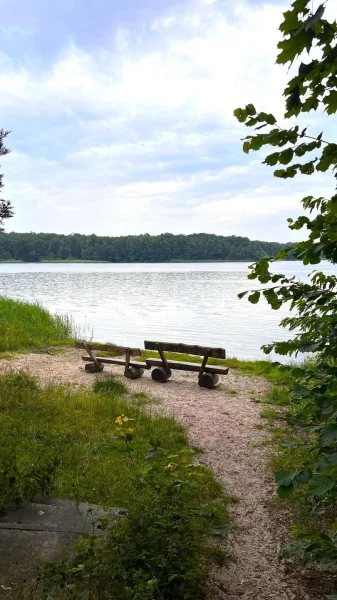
left=0, top=348, right=314, bottom=600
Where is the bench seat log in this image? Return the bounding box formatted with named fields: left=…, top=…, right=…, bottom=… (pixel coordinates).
left=81, top=356, right=150, bottom=369
left=145, top=358, right=228, bottom=375
left=75, top=341, right=141, bottom=357
left=144, top=341, right=226, bottom=359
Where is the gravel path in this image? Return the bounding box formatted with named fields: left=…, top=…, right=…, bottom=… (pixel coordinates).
left=0, top=349, right=312, bottom=600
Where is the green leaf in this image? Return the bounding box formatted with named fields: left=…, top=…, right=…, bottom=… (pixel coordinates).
left=275, top=469, right=297, bottom=487
left=257, top=112, right=276, bottom=125
left=314, top=457, right=327, bottom=473
left=277, top=31, right=313, bottom=65
left=294, top=469, right=312, bottom=485
left=279, top=10, right=301, bottom=33
left=324, top=90, right=337, bottom=115
left=248, top=291, right=260, bottom=304
left=234, top=108, right=247, bottom=123
left=274, top=169, right=286, bottom=178
left=320, top=425, right=337, bottom=446
left=245, top=103, right=256, bottom=116
left=263, top=289, right=282, bottom=310
left=300, top=161, right=315, bottom=175
left=277, top=484, right=294, bottom=498
left=246, top=117, right=258, bottom=127
left=308, top=474, right=335, bottom=497
left=243, top=141, right=250, bottom=154
left=316, top=144, right=337, bottom=172
left=279, top=148, right=294, bottom=165
left=302, top=96, right=319, bottom=112
left=264, top=152, right=280, bottom=166
left=295, top=143, right=309, bottom=157
left=237, top=291, right=247, bottom=299
left=328, top=454, right=337, bottom=466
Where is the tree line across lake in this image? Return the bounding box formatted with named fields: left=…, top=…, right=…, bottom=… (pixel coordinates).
left=0, top=232, right=292, bottom=262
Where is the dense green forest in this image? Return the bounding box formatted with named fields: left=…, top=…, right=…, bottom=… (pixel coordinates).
left=0, top=232, right=292, bottom=262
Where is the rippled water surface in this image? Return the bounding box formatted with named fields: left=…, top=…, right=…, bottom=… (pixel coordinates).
left=0, top=261, right=336, bottom=360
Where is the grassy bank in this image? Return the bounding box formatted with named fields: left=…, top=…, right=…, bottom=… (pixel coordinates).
left=0, top=372, right=230, bottom=599
left=0, top=297, right=73, bottom=352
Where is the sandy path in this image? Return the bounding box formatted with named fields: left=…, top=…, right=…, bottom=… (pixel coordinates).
left=0, top=349, right=312, bottom=600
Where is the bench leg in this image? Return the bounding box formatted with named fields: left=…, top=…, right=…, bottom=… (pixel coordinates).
left=151, top=366, right=172, bottom=383
left=85, top=363, right=104, bottom=373
left=198, top=373, right=219, bottom=389
left=125, top=367, right=144, bottom=380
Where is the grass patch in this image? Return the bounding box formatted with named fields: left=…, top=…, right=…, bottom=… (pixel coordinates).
left=0, top=371, right=230, bottom=599
left=0, top=352, right=16, bottom=360
left=0, top=297, right=74, bottom=352
left=0, top=371, right=192, bottom=509
left=93, top=377, right=128, bottom=395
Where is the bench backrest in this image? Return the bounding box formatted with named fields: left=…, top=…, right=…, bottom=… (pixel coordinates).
left=75, top=341, right=141, bottom=357
left=144, top=340, right=226, bottom=359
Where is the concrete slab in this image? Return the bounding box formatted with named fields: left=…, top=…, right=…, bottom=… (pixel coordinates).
left=0, top=529, right=77, bottom=599
left=0, top=498, right=117, bottom=599
left=0, top=500, right=106, bottom=534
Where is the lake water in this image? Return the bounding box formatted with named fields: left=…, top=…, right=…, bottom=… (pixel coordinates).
left=0, top=261, right=336, bottom=361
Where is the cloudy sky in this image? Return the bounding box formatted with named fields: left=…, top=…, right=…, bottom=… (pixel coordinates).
left=0, top=0, right=335, bottom=241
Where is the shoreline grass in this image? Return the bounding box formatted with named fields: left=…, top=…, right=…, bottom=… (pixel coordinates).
left=0, top=297, right=74, bottom=352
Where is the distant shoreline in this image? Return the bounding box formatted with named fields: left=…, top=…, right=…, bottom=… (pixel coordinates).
left=0, top=259, right=299, bottom=264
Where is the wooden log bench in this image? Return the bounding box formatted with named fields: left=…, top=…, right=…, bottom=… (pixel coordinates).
left=144, top=341, right=228, bottom=389
left=75, top=341, right=150, bottom=380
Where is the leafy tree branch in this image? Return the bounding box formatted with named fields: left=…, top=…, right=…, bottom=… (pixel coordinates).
left=234, top=0, right=337, bottom=574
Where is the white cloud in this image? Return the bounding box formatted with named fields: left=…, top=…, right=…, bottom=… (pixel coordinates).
left=0, top=2, right=288, bottom=118
left=114, top=28, right=130, bottom=52
left=151, top=15, right=176, bottom=30
left=1, top=0, right=335, bottom=241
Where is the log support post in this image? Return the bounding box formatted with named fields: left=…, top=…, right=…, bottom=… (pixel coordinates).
left=198, top=350, right=210, bottom=382
left=124, top=348, right=131, bottom=377
left=198, top=350, right=219, bottom=388
left=151, top=343, right=172, bottom=383
left=124, top=347, right=145, bottom=379
left=83, top=342, right=104, bottom=373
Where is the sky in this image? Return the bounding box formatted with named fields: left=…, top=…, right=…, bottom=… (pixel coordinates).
left=0, top=0, right=335, bottom=241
